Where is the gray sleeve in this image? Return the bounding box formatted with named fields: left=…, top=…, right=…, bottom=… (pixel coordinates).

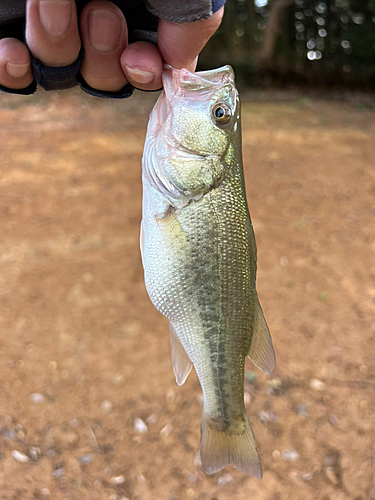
left=146, top=0, right=213, bottom=23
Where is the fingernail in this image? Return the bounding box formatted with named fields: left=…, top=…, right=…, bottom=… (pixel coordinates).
left=89, top=10, right=121, bottom=52
left=125, top=67, right=154, bottom=85
left=6, top=62, right=30, bottom=78
left=39, top=0, right=71, bottom=37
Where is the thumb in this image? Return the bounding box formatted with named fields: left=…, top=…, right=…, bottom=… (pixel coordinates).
left=157, top=7, right=224, bottom=71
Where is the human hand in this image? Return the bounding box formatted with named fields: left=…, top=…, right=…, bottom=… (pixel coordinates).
left=0, top=0, right=224, bottom=95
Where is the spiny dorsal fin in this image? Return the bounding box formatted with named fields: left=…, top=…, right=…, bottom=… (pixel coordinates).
left=169, top=323, right=193, bottom=386
left=247, top=298, right=276, bottom=375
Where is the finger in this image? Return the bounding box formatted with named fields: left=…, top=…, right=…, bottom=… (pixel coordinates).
left=79, top=0, right=128, bottom=92
left=121, top=41, right=163, bottom=91
left=26, top=0, right=81, bottom=67
left=157, top=6, right=224, bottom=71
left=0, top=38, right=33, bottom=89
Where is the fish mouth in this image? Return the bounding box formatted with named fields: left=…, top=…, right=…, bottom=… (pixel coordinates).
left=163, top=64, right=235, bottom=90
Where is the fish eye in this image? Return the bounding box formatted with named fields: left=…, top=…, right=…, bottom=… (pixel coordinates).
left=212, top=103, right=231, bottom=124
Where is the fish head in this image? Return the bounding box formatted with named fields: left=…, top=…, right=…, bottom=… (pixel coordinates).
left=142, top=65, right=240, bottom=205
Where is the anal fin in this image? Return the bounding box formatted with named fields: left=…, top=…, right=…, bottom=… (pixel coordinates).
left=169, top=323, right=193, bottom=386
left=247, top=298, right=276, bottom=375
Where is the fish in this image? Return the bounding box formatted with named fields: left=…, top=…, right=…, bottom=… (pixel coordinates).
left=140, top=65, right=275, bottom=478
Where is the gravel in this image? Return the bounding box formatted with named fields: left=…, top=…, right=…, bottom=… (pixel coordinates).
left=110, top=475, right=125, bottom=485
left=11, top=450, right=30, bottom=463
left=295, top=404, right=309, bottom=417
left=78, top=453, right=94, bottom=464
left=30, top=393, right=44, bottom=404
left=258, top=410, right=277, bottom=423
left=282, top=449, right=300, bottom=461
left=52, top=467, right=65, bottom=478
left=310, top=379, right=326, bottom=391
left=134, top=418, right=148, bottom=434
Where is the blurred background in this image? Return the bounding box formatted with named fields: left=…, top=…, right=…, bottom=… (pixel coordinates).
left=0, top=1, right=374, bottom=499
left=200, top=0, right=375, bottom=90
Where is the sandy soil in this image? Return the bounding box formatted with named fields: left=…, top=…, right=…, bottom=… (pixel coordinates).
left=0, top=88, right=374, bottom=500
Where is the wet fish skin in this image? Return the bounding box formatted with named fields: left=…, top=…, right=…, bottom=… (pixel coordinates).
left=141, top=65, right=275, bottom=477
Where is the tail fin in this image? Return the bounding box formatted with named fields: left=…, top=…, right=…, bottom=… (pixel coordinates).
left=200, top=412, right=262, bottom=478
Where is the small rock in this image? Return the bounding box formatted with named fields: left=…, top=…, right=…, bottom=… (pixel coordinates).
left=138, top=474, right=146, bottom=482
left=166, top=389, right=176, bottom=402
left=1, top=426, right=16, bottom=441
left=329, top=414, right=338, bottom=427
left=324, top=466, right=339, bottom=485
left=279, top=256, right=289, bottom=267
left=244, top=391, right=252, bottom=407
left=100, top=400, right=112, bottom=412
left=282, top=449, right=300, bottom=461
left=245, top=370, right=257, bottom=383
left=288, top=469, right=300, bottom=482
left=272, top=450, right=281, bottom=460
left=41, top=488, right=50, bottom=496
left=267, top=377, right=283, bottom=395
left=258, top=410, right=277, bottom=423
left=134, top=418, right=148, bottom=434
left=217, top=473, right=233, bottom=486
left=146, top=414, right=158, bottom=426
left=94, top=479, right=102, bottom=488
left=110, top=475, right=125, bottom=485
left=14, top=423, right=23, bottom=432
left=52, top=467, right=65, bottom=478
left=30, top=393, right=44, bottom=404
left=111, top=374, right=125, bottom=385
left=193, top=452, right=202, bottom=466
left=78, top=453, right=94, bottom=465
left=11, top=450, right=30, bottom=463
left=310, top=379, right=326, bottom=391
left=70, top=418, right=80, bottom=428
left=159, top=423, right=173, bottom=438
left=295, top=404, right=308, bottom=417
left=196, top=393, right=203, bottom=404
left=301, top=472, right=313, bottom=481
left=28, top=447, right=42, bottom=461
left=109, top=495, right=117, bottom=500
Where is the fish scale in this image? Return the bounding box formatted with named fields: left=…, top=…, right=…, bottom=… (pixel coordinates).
left=141, top=65, right=276, bottom=477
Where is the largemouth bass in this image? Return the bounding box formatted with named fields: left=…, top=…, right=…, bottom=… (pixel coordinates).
left=141, top=65, right=275, bottom=478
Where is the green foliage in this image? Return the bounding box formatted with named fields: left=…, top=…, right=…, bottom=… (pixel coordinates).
left=199, top=0, right=375, bottom=87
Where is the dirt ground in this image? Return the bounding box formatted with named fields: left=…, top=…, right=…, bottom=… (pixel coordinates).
left=0, top=87, right=374, bottom=500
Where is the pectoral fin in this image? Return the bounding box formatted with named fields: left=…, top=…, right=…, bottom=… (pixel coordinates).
left=247, top=298, right=276, bottom=375
left=169, top=323, right=193, bottom=386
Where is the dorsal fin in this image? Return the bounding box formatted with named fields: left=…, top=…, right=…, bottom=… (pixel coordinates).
left=247, top=298, right=276, bottom=375
left=169, top=323, right=193, bottom=386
